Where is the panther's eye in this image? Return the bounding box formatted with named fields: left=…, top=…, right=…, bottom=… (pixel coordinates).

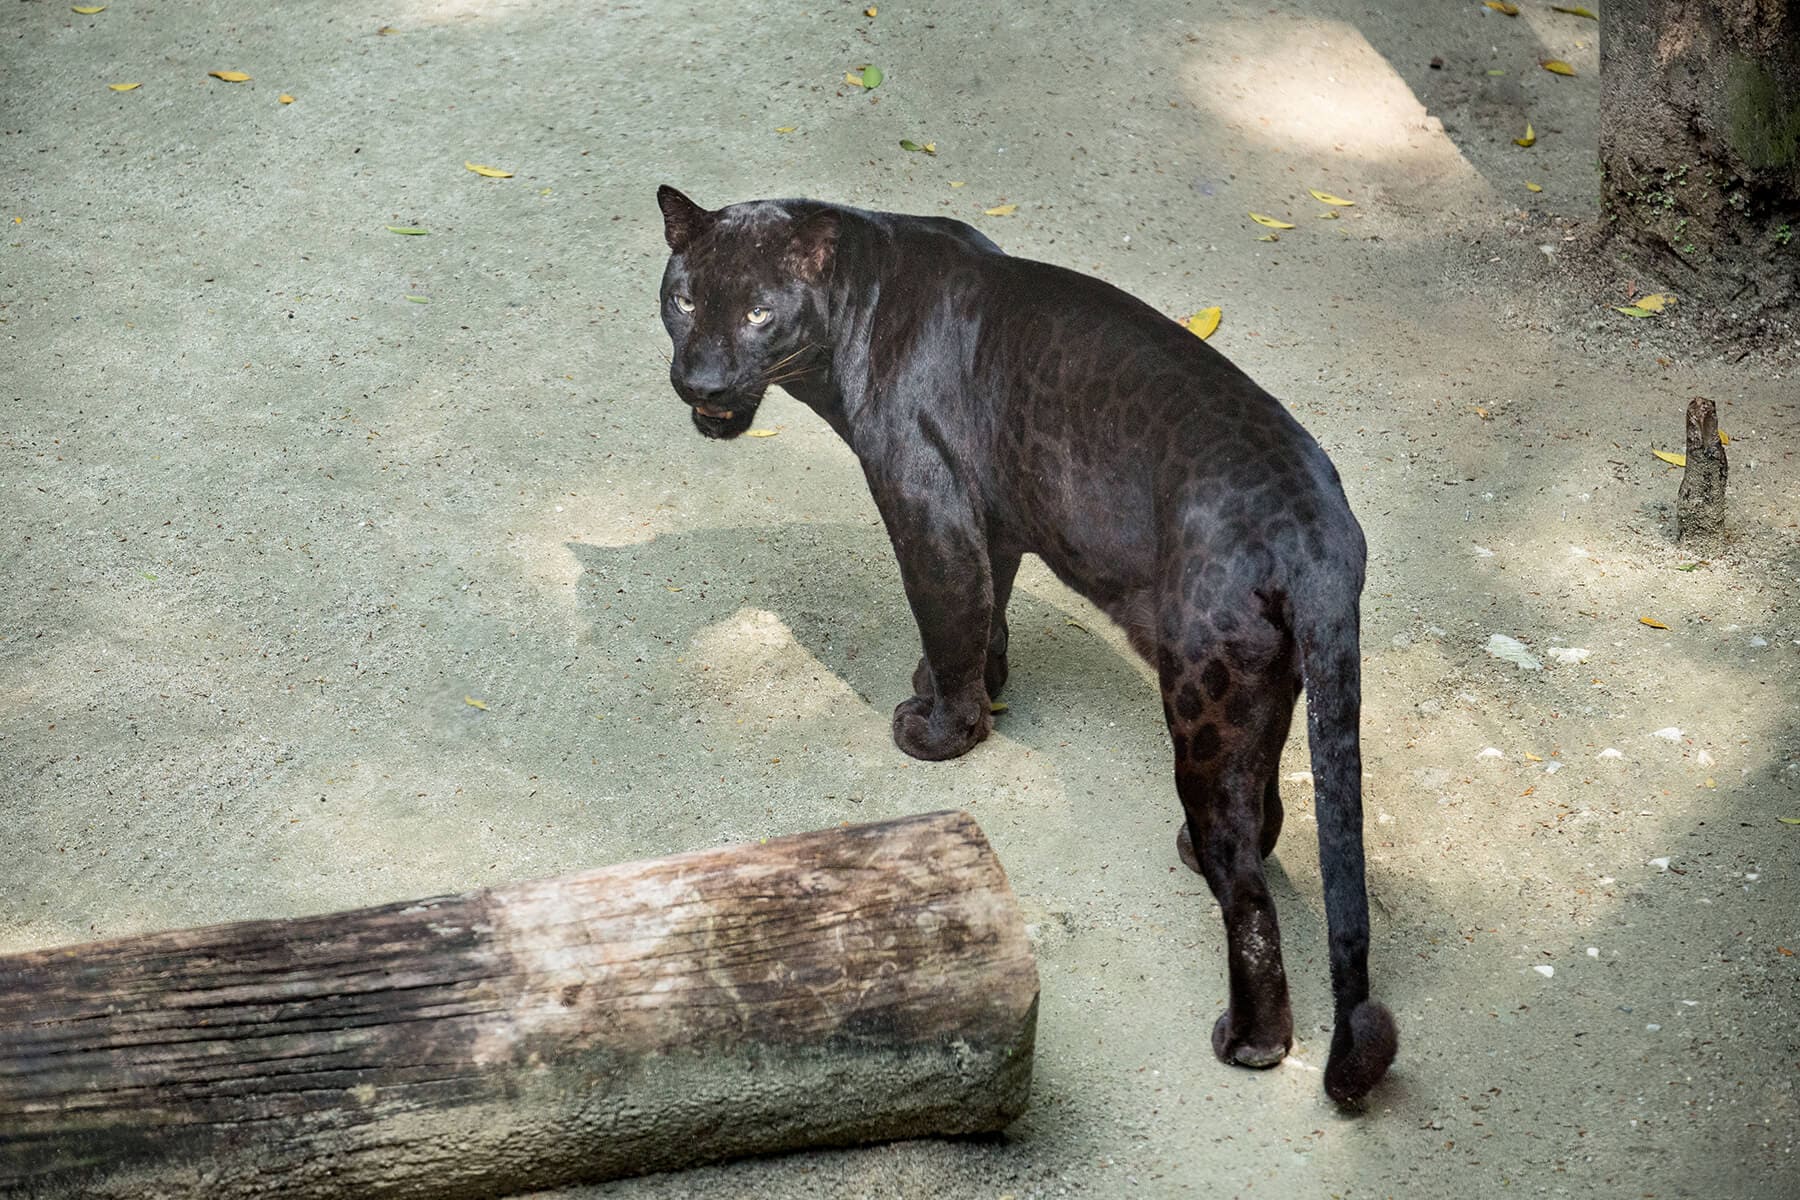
left=673, top=294, right=695, bottom=314
left=746, top=305, right=772, bottom=326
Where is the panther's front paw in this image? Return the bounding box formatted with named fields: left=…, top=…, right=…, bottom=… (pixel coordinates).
left=892, top=695, right=990, bottom=761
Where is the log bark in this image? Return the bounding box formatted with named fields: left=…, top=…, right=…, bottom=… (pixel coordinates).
left=1597, top=0, right=1800, bottom=318
left=0, top=810, right=1038, bottom=1200
left=1677, top=396, right=1729, bottom=544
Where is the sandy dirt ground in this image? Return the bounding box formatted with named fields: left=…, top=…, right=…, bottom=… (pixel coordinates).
left=4, top=1, right=1797, bottom=1197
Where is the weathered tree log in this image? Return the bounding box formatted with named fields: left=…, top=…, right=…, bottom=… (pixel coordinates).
left=1677, top=396, right=1729, bottom=545
left=0, top=810, right=1037, bottom=1200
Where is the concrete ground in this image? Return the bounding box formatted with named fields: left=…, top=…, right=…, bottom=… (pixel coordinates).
left=3, top=1, right=1796, bottom=1197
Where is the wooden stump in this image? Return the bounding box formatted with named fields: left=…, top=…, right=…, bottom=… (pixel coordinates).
left=1677, top=396, right=1729, bottom=546
left=0, top=811, right=1038, bottom=1200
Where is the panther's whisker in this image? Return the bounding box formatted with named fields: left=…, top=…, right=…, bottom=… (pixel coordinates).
left=760, top=343, right=817, bottom=378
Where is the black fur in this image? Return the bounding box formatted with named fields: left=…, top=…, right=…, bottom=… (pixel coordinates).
left=655, top=185, right=1396, bottom=1101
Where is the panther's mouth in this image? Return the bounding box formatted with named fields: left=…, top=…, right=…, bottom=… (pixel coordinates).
left=689, top=400, right=759, bottom=440
left=693, top=403, right=734, bottom=420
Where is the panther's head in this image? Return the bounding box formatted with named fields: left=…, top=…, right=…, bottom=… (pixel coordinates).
left=656, top=186, right=840, bottom=439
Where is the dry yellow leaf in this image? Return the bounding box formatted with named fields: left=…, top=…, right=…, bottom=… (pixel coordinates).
left=278, top=93, right=295, bottom=104
left=465, top=161, right=514, bottom=178
left=1552, top=5, right=1598, bottom=17
left=1473, top=406, right=1490, bottom=419
left=1485, top=1, right=1519, bottom=13
left=72, top=4, right=107, bottom=12
left=1524, top=752, right=1544, bottom=762
left=1718, top=430, right=1731, bottom=445
left=866, top=4, right=878, bottom=14
left=464, top=695, right=490, bottom=710
left=1514, top=123, right=1536, bottom=148
left=984, top=204, right=1018, bottom=216
left=1256, top=233, right=1279, bottom=242
left=949, top=180, right=966, bottom=188
left=1249, top=212, right=1296, bottom=229
left=377, top=25, right=399, bottom=35
left=1638, top=617, right=1669, bottom=630
left=1526, top=181, right=1543, bottom=192
left=1636, top=292, right=1676, bottom=313
left=988, top=700, right=1008, bottom=714
left=1183, top=306, right=1221, bottom=340
left=209, top=70, right=252, bottom=82
left=1540, top=59, right=1577, bottom=76
left=1309, top=189, right=1354, bottom=206
left=108, top=82, right=140, bottom=92
left=1317, top=210, right=1340, bottom=219
left=845, top=71, right=863, bottom=87
left=1652, top=449, right=1686, bottom=467
left=774, top=125, right=796, bottom=133
left=744, top=429, right=780, bottom=438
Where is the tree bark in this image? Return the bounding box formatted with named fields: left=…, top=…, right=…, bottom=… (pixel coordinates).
left=0, top=810, right=1038, bottom=1200
left=1598, top=0, right=1800, bottom=317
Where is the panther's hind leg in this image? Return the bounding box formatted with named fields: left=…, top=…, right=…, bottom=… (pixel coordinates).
left=1176, top=674, right=1298, bottom=869
left=1159, top=620, right=1297, bottom=1070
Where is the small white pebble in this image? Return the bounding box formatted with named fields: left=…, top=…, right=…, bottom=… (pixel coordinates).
left=1547, top=646, right=1591, bottom=665
left=1651, top=727, right=1684, bottom=742
left=1681, top=1000, right=1698, bottom=1007
left=1598, top=876, right=1615, bottom=886
left=1286, top=771, right=1313, bottom=784
left=1649, top=856, right=1671, bottom=871
left=1544, top=762, right=1562, bottom=775
left=1568, top=545, right=1591, bottom=557
left=1745, top=873, right=1760, bottom=882
left=1645, top=1024, right=1661, bottom=1032
left=1598, top=748, right=1624, bottom=760
left=1478, top=747, right=1505, bottom=759
left=1377, top=811, right=1394, bottom=825
left=1749, top=635, right=1768, bottom=647
left=1534, top=964, right=1555, bottom=978
left=1471, top=545, right=1496, bottom=558
left=1586, top=947, right=1599, bottom=958
left=1696, top=750, right=1716, bottom=767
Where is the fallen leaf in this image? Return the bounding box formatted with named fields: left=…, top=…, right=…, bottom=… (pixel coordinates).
left=1675, top=561, right=1702, bottom=571
left=209, top=70, right=252, bottom=82
left=949, top=180, right=966, bottom=188
left=1317, top=210, right=1340, bottom=219
left=899, top=139, right=925, bottom=152
left=465, top=161, right=514, bottom=178
left=377, top=25, right=399, bottom=35
left=1183, top=306, right=1221, bottom=340
left=774, top=125, right=796, bottom=133
left=866, top=5, right=877, bottom=15
left=1249, top=212, right=1296, bottom=229
left=72, top=4, right=107, bottom=11
left=1616, top=305, right=1655, bottom=318
left=385, top=225, right=430, bottom=235
left=1486, top=69, right=1507, bottom=76
left=863, top=64, right=883, bottom=88
left=1551, top=5, right=1598, bottom=17
left=1521, top=786, right=1535, bottom=796
left=923, top=142, right=937, bottom=154
left=1635, top=292, right=1676, bottom=312
left=1651, top=449, right=1685, bottom=467
left=988, top=700, right=1008, bottom=713
left=1514, top=122, right=1536, bottom=148
left=1638, top=617, right=1669, bottom=630
left=845, top=71, right=863, bottom=86
left=1526, top=181, right=1543, bottom=192
left=1524, top=752, right=1544, bottom=762
left=744, top=428, right=780, bottom=437
left=1718, top=430, right=1731, bottom=445
left=1778, top=819, right=1800, bottom=826
left=1256, top=233, right=1280, bottom=242
left=464, top=695, right=489, bottom=710
left=1540, top=59, right=1577, bottom=76
left=1485, top=1, right=1519, bottom=14
left=278, top=93, right=295, bottom=104
left=108, top=82, right=141, bottom=92
left=984, top=203, right=1018, bottom=216
left=1309, top=189, right=1354, bottom=206
left=1473, top=406, right=1490, bottom=419
left=405, top=295, right=430, bottom=303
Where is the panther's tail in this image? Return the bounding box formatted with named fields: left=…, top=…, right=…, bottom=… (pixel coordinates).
left=1293, top=558, right=1397, bottom=1102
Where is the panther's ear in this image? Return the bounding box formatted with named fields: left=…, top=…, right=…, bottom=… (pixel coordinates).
left=785, top=209, right=841, bottom=283
left=657, top=185, right=714, bottom=253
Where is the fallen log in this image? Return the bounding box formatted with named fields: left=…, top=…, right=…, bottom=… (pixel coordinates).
left=0, top=810, right=1037, bottom=1200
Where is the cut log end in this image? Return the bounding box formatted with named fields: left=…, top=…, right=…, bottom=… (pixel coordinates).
left=1676, top=396, right=1728, bottom=545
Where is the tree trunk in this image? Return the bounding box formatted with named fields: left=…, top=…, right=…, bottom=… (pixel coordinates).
left=0, top=811, right=1038, bottom=1200
left=1598, top=0, right=1800, bottom=319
